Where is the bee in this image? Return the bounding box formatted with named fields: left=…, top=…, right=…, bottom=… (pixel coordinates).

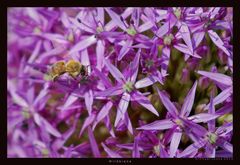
left=49, top=61, right=66, bottom=81
left=49, top=60, right=88, bottom=81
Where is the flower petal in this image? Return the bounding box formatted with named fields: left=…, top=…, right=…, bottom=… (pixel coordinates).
left=179, top=22, right=193, bottom=54
left=87, top=127, right=101, bottom=158
left=156, top=13, right=177, bottom=38
left=177, top=139, right=207, bottom=158
left=215, top=103, right=232, bottom=115
left=105, top=8, right=127, bottom=31
left=114, top=92, right=131, bottom=127
left=188, top=113, right=219, bottom=123
left=132, top=138, right=140, bottom=158
left=84, top=90, right=93, bottom=115
left=97, top=7, right=104, bottom=24
left=61, top=95, right=78, bottom=111
left=135, top=75, right=157, bottom=89
left=137, top=119, right=175, bottom=130
left=169, top=130, right=182, bottom=157
left=129, top=49, right=141, bottom=82
left=174, top=43, right=193, bottom=56
left=197, top=70, right=232, bottom=87
left=131, top=91, right=159, bottom=116
left=204, top=86, right=232, bottom=110
left=104, top=59, right=125, bottom=83
left=216, top=122, right=233, bottom=136
left=35, top=114, right=61, bottom=138
left=208, top=95, right=215, bottom=132
left=156, top=88, right=178, bottom=117
left=95, top=85, right=124, bottom=97
left=161, top=46, right=170, bottom=76
left=208, top=30, right=231, bottom=56
left=101, top=143, right=122, bottom=158
left=92, top=101, right=113, bottom=130
left=69, top=35, right=97, bottom=55
left=124, top=112, right=133, bottom=134
left=79, top=113, right=96, bottom=137
left=192, top=31, right=205, bottom=48
left=118, top=39, right=133, bottom=61
left=180, top=81, right=198, bottom=117
left=138, top=21, right=154, bottom=33
left=218, top=139, right=233, bottom=153
left=96, top=40, right=105, bottom=70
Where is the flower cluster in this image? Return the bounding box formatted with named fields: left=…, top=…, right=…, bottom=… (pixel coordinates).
left=7, top=7, right=233, bottom=158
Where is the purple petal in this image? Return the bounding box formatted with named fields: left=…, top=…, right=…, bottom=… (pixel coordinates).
left=129, top=49, right=141, bottom=82
left=105, top=8, right=127, bottom=31
left=61, top=95, right=78, bottom=111
left=124, top=112, right=133, bottom=134
left=204, top=87, right=232, bottom=110
left=131, top=8, right=140, bottom=27
left=35, top=114, right=61, bottom=138
left=97, top=8, right=104, bottom=24
left=92, top=101, right=113, bottom=130
left=69, top=35, right=97, bottom=55
left=84, top=90, right=93, bottom=115
left=131, top=91, right=159, bottom=116
left=177, top=139, right=207, bottom=158
left=137, top=119, right=175, bottom=130
left=33, top=83, right=49, bottom=107
left=24, top=41, right=42, bottom=73
left=9, top=90, right=28, bottom=108
left=188, top=113, right=219, bottom=123
left=138, top=21, right=154, bottom=33
left=52, top=124, right=76, bottom=150
left=161, top=46, right=170, bottom=76
left=95, top=85, right=124, bottom=97
left=118, top=39, right=133, bottom=61
left=105, top=8, right=133, bottom=31
left=104, top=59, right=125, bottom=83
left=80, top=49, right=91, bottom=72
left=215, top=103, right=232, bottom=115
left=103, top=115, right=116, bottom=138
left=156, top=13, right=177, bottom=38
left=208, top=95, right=215, bottom=132
left=132, top=138, right=140, bottom=158
left=218, top=139, right=233, bottom=153
left=192, top=31, right=205, bottom=48
left=135, top=75, right=157, bottom=89
left=96, top=40, right=105, bottom=70
left=216, top=150, right=233, bottom=158
left=174, top=43, right=193, bottom=56
left=156, top=88, right=178, bottom=118
left=79, top=113, right=96, bottom=137
left=41, top=33, right=68, bottom=45
left=87, top=127, right=101, bottom=158
left=216, top=122, right=233, bottom=136
left=197, top=70, right=232, bottom=87
left=182, top=119, right=208, bottom=137
left=208, top=30, right=231, bottom=56
left=179, top=22, right=193, bottom=54
left=101, top=143, right=122, bottom=158
left=180, top=81, right=198, bottom=117
left=114, top=92, right=131, bottom=127
left=169, top=130, right=182, bottom=157
left=93, top=68, right=112, bottom=88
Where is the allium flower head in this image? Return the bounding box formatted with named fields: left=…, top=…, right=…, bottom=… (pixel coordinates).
left=7, top=7, right=233, bottom=158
